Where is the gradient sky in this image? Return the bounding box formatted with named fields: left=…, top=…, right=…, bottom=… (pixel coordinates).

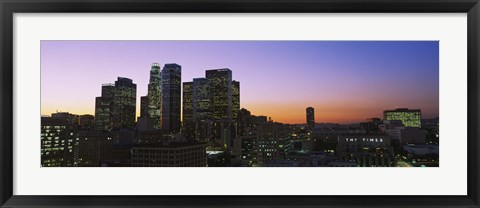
left=41, top=41, right=439, bottom=124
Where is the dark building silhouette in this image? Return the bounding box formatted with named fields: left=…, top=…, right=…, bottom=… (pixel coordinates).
left=140, top=96, right=149, bottom=118
left=161, top=63, right=182, bottom=134
left=132, top=142, right=207, bottom=167
left=78, top=114, right=95, bottom=130
left=51, top=111, right=79, bottom=125
left=306, top=107, right=315, bottom=130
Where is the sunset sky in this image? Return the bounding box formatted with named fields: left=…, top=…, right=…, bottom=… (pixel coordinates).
left=41, top=41, right=439, bottom=124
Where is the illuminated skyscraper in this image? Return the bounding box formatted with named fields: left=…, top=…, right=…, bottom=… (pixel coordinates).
left=148, top=63, right=162, bottom=129
left=112, top=77, right=137, bottom=129
left=205, top=69, right=235, bottom=149
left=182, top=81, right=194, bottom=139
left=161, top=63, right=182, bottom=134
left=95, top=84, right=115, bottom=131
left=95, top=77, right=136, bottom=131
left=232, top=80, right=240, bottom=120
left=206, top=69, right=232, bottom=121
left=192, top=78, right=212, bottom=141
left=383, top=108, right=422, bottom=128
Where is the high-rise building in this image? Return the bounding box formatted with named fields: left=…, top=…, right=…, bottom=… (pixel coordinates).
left=41, top=117, right=76, bottom=167
left=95, top=77, right=137, bottom=131
left=161, top=63, right=182, bottom=134
left=95, top=84, right=115, bottom=131
left=182, top=69, right=240, bottom=149
left=206, top=69, right=232, bottom=121
left=306, top=107, right=315, bottom=130
left=148, top=63, right=162, bottom=129
left=384, top=108, right=422, bottom=128
left=232, top=80, right=240, bottom=120
left=192, top=78, right=212, bottom=142
left=112, top=77, right=137, bottom=129
left=205, top=69, right=234, bottom=149
left=182, top=81, right=194, bottom=139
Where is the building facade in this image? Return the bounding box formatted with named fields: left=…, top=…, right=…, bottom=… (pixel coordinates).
left=384, top=108, right=422, bottom=128
left=112, top=77, right=137, bottom=129
left=95, top=77, right=137, bottom=131
left=337, top=134, right=395, bottom=167
left=131, top=142, right=207, bottom=167
left=161, top=63, right=182, bottom=134
left=41, top=117, right=76, bottom=167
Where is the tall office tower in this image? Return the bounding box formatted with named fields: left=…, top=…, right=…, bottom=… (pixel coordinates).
left=383, top=108, right=422, bottom=128
left=306, top=107, right=315, bottom=130
left=192, top=78, right=212, bottom=142
left=206, top=69, right=233, bottom=148
left=148, top=63, right=162, bottom=129
left=95, top=77, right=137, bottom=131
left=206, top=69, right=233, bottom=121
left=232, top=80, right=240, bottom=120
left=161, top=63, right=182, bottom=134
left=112, top=77, right=137, bottom=129
left=140, top=96, right=149, bottom=118
left=95, top=84, right=115, bottom=131
left=41, top=117, right=76, bottom=167
left=182, top=82, right=195, bottom=139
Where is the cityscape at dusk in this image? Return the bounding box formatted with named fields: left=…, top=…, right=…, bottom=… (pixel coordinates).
left=40, top=41, right=439, bottom=167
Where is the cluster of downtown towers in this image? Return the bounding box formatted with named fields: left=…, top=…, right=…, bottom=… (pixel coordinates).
left=42, top=63, right=438, bottom=168
left=95, top=63, right=240, bottom=149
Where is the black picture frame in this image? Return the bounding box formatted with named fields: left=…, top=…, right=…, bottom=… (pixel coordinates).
left=1, top=0, right=479, bottom=207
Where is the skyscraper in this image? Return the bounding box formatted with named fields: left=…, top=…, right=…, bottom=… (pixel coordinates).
left=95, top=84, right=115, bottom=131
left=306, top=107, right=315, bottom=130
left=232, top=80, right=240, bottom=120
left=383, top=108, right=422, bottom=128
left=206, top=69, right=233, bottom=121
left=112, top=77, right=137, bottom=129
left=148, top=63, right=162, bottom=129
left=182, top=81, right=195, bottom=139
left=192, top=78, right=212, bottom=140
left=205, top=69, right=234, bottom=149
left=95, top=77, right=136, bottom=131
left=161, top=63, right=182, bottom=134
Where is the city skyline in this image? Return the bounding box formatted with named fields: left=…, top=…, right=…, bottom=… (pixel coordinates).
left=41, top=41, right=439, bottom=124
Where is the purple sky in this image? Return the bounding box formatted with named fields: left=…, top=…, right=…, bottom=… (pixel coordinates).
left=41, top=41, right=439, bottom=124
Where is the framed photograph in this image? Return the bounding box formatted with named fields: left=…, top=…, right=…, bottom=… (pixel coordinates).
left=1, top=0, right=479, bottom=207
